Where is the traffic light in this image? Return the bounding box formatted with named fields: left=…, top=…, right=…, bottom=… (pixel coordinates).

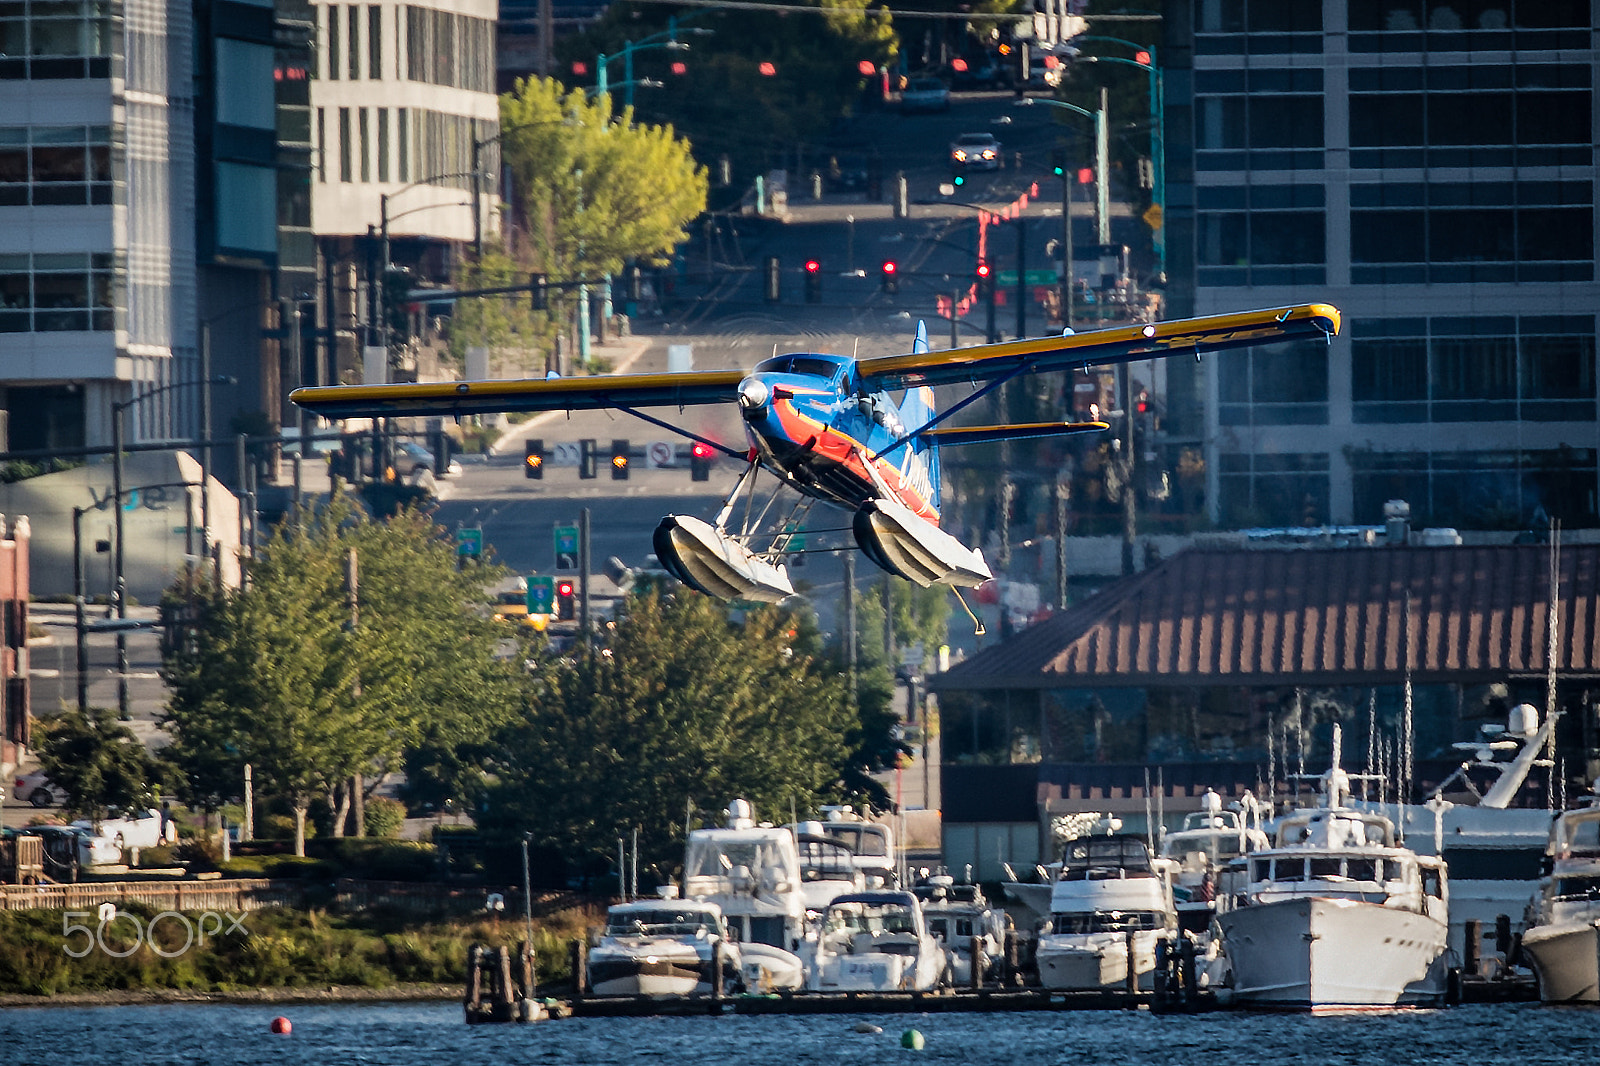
left=880, top=260, right=899, bottom=294
left=1050, top=148, right=1065, bottom=177
left=610, top=439, right=630, bottom=480
left=804, top=259, right=821, bottom=303
left=523, top=438, right=544, bottom=479
left=975, top=260, right=994, bottom=299
left=626, top=264, right=642, bottom=302
left=763, top=255, right=781, bottom=303
left=952, top=172, right=966, bottom=187
left=578, top=438, right=597, bottom=479
left=529, top=273, right=548, bottom=312
left=691, top=441, right=713, bottom=481
left=555, top=578, right=575, bottom=620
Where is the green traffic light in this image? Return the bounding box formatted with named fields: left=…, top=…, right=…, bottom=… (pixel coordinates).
left=953, top=173, right=965, bottom=186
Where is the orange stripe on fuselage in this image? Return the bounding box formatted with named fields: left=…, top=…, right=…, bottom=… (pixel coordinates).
left=764, top=392, right=939, bottom=522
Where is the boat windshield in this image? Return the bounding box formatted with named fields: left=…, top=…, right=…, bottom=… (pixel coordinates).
left=1252, top=856, right=1384, bottom=883
left=606, top=909, right=721, bottom=937
left=1061, top=836, right=1154, bottom=879
left=823, top=901, right=916, bottom=936
left=685, top=838, right=794, bottom=882
left=824, top=824, right=890, bottom=857
left=797, top=838, right=857, bottom=881
left=1045, top=910, right=1165, bottom=935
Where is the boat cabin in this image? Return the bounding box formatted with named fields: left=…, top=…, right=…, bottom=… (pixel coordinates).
left=1547, top=805, right=1600, bottom=860
left=603, top=901, right=728, bottom=940
left=1059, top=834, right=1160, bottom=881
left=1272, top=808, right=1394, bottom=850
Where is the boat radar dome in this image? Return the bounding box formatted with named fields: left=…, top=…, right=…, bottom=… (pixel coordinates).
left=1201, top=790, right=1223, bottom=816
left=726, top=799, right=756, bottom=829
left=799, top=820, right=825, bottom=836
left=1509, top=703, right=1539, bottom=739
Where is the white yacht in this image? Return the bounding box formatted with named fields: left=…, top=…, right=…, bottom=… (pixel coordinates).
left=1160, top=789, right=1270, bottom=935
left=1517, top=793, right=1600, bottom=1002
left=1215, top=726, right=1451, bottom=1011
left=793, top=823, right=866, bottom=914
left=809, top=891, right=949, bottom=992
left=682, top=799, right=808, bottom=992
left=811, top=806, right=898, bottom=890
left=914, top=874, right=1006, bottom=986
left=587, top=897, right=739, bottom=997
left=1033, top=833, right=1177, bottom=992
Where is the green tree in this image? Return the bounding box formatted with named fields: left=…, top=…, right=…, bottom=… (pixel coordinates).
left=485, top=591, right=853, bottom=878
left=34, top=706, right=158, bottom=822
left=161, top=494, right=520, bottom=854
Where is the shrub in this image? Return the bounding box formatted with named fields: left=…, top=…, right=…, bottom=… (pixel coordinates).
left=363, top=797, right=406, bottom=839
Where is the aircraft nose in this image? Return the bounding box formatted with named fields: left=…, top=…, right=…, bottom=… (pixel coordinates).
left=738, top=377, right=769, bottom=413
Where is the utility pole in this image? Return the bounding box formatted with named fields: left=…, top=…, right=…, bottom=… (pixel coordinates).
left=1015, top=217, right=1027, bottom=341
left=1120, top=363, right=1136, bottom=576
left=1054, top=470, right=1071, bottom=609
left=579, top=506, right=591, bottom=636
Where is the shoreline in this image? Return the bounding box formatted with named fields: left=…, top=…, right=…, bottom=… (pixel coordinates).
left=0, top=983, right=462, bottom=1009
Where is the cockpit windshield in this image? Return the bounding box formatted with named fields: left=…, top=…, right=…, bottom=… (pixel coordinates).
left=606, top=909, right=722, bottom=937
left=753, top=355, right=840, bottom=381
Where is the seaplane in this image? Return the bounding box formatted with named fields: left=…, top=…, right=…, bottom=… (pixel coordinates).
left=291, top=303, right=1341, bottom=613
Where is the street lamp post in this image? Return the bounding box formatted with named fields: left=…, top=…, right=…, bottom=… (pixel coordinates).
left=112, top=376, right=233, bottom=717
left=1079, top=37, right=1164, bottom=280
left=594, top=19, right=711, bottom=110
left=1015, top=95, right=1108, bottom=328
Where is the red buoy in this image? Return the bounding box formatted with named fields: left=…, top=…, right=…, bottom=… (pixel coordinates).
left=270, top=1016, right=292, bottom=1034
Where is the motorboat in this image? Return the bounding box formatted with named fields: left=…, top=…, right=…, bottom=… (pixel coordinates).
left=1033, top=834, right=1177, bottom=992
left=1215, top=725, right=1451, bottom=1011
left=913, top=874, right=1006, bottom=986
left=1160, top=790, right=1269, bottom=934
left=1516, top=792, right=1600, bottom=1002
left=587, top=897, right=739, bottom=997
left=1354, top=703, right=1559, bottom=961
left=809, top=891, right=949, bottom=992
left=793, top=823, right=865, bottom=914
left=683, top=799, right=808, bottom=991
left=1003, top=813, right=1120, bottom=920
left=811, top=806, right=898, bottom=890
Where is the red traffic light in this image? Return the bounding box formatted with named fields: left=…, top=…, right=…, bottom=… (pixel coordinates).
left=1135, top=50, right=1152, bottom=65
left=571, top=61, right=588, bottom=76
left=975, top=261, right=992, bottom=278
left=691, top=442, right=714, bottom=459
left=805, top=259, right=820, bottom=273
left=881, top=261, right=896, bottom=275
left=556, top=580, right=574, bottom=597
left=1077, top=167, right=1094, bottom=184
left=857, top=60, right=876, bottom=76
left=671, top=61, right=687, bottom=75
left=951, top=58, right=968, bottom=72
left=758, top=61, right=776, bottom=76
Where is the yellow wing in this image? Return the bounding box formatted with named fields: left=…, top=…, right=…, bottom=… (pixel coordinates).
left=290, top=369, right=745, bottom=420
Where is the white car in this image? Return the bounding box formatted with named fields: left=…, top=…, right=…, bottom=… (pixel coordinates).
left=72, top=808, right=172, bottom=849
left=950, top=132, right=1002, bottom=171
left=14, top=768, right=65, bottom=808
left=397, top=439, right=462, bottom=478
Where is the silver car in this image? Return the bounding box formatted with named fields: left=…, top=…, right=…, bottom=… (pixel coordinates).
left=950, top=132, right=1002, bottom=171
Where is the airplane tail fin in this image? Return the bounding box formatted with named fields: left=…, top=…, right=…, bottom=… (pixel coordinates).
left=899, top=321, right=943, bottom=514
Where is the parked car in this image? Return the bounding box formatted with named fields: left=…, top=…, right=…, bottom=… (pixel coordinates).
left=19, top=825, right=122, bottom=874
left=900, top=76, right=951, bottom=114
left=396, top=439, right=462, bottom=478
left=14, top=768, right=64, bottom=809
left=950, top=132, right=1002, bottom=171
left=72, top=807, right=172, bottom=849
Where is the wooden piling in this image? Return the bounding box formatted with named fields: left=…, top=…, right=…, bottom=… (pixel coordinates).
left=712, top=939, right=725, bottom=1007
left=465, top=944, right=483, bottom=1019
left=570, top=938, right=587, bottom=1003
left=969, top=936, right=982, bottom=990
left=1463, top=919, right=1482, bottom=978
left=1124, top=928, right=1138, bottom=997
left=1495, top=914, right=1512, bottom=957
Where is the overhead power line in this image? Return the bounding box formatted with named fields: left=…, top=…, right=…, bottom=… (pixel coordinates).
left=620, top=0, right=1160, bottom=21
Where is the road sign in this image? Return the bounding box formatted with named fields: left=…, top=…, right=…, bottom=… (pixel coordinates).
left=526, top=575, right=555, bottom=614
left=995, top=270, right=1060, bottom=286
left=1143, top=204, right=1163, bottom=231
left=553, top=524, right=579, bottom=570
left=552, top=442, right=581, bottom=467
left=456, top=527, right=483, bottom=559
left=646, top=441, right=675, bottom=468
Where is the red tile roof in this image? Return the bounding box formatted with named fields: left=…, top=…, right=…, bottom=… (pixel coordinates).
left=933, top=544, right=1600, bottom=689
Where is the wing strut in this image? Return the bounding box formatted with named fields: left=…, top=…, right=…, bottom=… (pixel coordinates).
left=952, top=587, right=986, bottom=637
left=870, top=358, right=1034, bottom=462
left=612, top=403, right=746, bottom=460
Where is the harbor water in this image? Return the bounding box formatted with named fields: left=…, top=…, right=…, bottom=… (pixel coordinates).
left=0, top=1001, right=1592, bottom=1065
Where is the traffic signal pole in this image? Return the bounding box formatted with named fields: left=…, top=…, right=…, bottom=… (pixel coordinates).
left=579, top=507, right=591, bottom=636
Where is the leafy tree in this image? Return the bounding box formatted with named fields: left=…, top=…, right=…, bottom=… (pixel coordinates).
left=484, top=591, right=853, bottom=878
left=34, top=706, right=159, bottom=822
left=161, top=493, right=520, bottom=854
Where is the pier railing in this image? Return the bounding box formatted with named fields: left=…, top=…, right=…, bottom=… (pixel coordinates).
left=0, top=878, right=590, bottom=916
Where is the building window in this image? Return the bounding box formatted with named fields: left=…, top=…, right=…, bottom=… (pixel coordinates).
left=0, top=124, right=114, bottom=206
left=368, top=4, right=381, bottom=81
left=0, top=251, right=117, bottom=333
left=376, top=107, right=389, bottom=182
left=0, top=0, right=117, bottom=79
left=1217, top=452, right=1331, bottom=528
left=347, top=5, right=360, bottom=80
left=358, top=109, right=370, bottom=182
left=327, top=5, right=340, bottom=80
left=316, top=107, right=326, bottom=182
left=1351, top=316, right=1597, bottom=425
left=397, top=107, right=408, bottom=181
left=338, top=107, right=352, bottom=182
left=1218, top=339, right=1329, bottom=427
